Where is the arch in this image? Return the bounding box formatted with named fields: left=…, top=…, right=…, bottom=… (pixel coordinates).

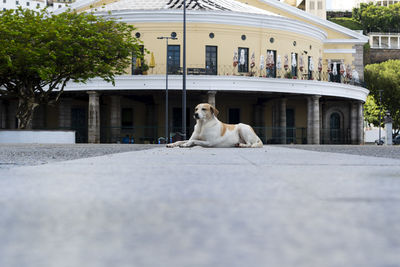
left=323, top=106, right=347, bottom=144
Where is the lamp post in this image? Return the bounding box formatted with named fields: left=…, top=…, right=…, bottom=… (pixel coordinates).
left=182, top=0, right=187, bottom=140
left=157, top=35, right=177, bottom=144
left=378, top=89, right=383, bottom=145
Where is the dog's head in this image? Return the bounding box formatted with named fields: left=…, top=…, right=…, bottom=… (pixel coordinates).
left=193, top=103, right=219, bottom=121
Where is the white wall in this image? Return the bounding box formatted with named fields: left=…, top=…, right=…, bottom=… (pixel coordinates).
left=0, top=0, right=68, bottom=11
left=0, top=130, right=76, bottom=144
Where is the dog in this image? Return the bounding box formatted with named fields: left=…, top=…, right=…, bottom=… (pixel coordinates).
left=167, top=103, right=263, bottom=148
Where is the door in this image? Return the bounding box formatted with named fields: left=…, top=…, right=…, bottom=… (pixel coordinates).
left=167, top=45, right=180, bottom=74
left=330, top=112, right=341, bottom=144
left=286, top=108, right=295, bottom=144
left=71, top=107, right=87, bottom=143
left=205, top=46, right=217, bottom=75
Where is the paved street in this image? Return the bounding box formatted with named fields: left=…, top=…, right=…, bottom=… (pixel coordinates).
left=0, top=146, right=400, bottom=267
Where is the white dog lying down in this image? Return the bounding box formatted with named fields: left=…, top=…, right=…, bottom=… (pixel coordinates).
left=167, top=103, right=263, bottom=148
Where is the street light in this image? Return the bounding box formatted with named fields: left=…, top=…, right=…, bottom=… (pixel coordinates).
left=157, top=35, right=177, bottom=144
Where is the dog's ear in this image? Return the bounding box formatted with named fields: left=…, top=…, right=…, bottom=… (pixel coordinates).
left=210, top=105, right=219, bottom=116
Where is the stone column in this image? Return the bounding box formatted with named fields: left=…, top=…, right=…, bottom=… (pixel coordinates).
left=357, top=101, right=364, bottom=144
left=307, top=97, right=313, bottom=144
left=88, top=91, right=100, bottom=143
left=280, top=98, right=287, bottom=144
left=207, top=91, right=217, bottom=107
left=109, top=95, right=121, bottom=143
left=58, top=98, right=72, bottom=129
left=312, top=95, right=321, bottom=144
left=350, top=102, right=358, bottom=144
left=353, top=44, right=364, bottom=82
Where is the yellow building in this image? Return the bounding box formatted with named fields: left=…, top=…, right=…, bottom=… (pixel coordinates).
left=0, top=0, right=369, bottom=144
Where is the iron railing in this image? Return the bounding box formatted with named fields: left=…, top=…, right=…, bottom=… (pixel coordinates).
left=139, top=64, right=364, bottom=87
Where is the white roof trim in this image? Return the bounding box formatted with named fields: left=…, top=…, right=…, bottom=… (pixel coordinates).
left=259, top=0, right=368, bottom=42
left=324, top=39, right=366, bottom=44
left=324, top=49, right=356, bottom=54
left=99, top=10, right=327, bottom=42
left=63, top=75, right=369, bottom=101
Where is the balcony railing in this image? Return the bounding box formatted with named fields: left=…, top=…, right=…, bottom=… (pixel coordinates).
left=137, top=64, right=364, bottom=87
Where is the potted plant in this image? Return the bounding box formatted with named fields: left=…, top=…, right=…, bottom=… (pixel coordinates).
left=284, top=72, right=292, bottom=79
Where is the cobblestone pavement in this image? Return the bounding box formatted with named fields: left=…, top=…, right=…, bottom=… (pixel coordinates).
left=281, top=144, right=400, bottom=159
left=1, top=144, right=399, bottom=169
left=0, top=146, right=400, bottom=267
left=0, top=144, right=158, bottom=168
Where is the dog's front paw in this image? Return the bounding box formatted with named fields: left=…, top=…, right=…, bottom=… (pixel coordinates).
left=166, top=143, right=176, bottom=148
left=179, top=141, right=192, bottom=148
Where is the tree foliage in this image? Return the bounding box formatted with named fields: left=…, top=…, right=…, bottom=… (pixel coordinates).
left=0, top=8, right=141, bottom=128
left=364, top=95, right=381, bottom=127
left=364, top=60, right=400, bottom=135
left=328, top=17, right=363, bottom=31
left=353, top=3, right=400, bottom=33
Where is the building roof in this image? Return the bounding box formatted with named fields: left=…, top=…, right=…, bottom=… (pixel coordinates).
left=65, top=0, right=278, bottom=15
left=54, top=0, right=367, bottom=43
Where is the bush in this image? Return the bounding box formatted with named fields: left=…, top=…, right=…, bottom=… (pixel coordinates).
left=328, top=17, right=363, bottom=30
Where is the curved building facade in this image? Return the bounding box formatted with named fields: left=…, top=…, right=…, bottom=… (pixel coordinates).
left=0, top=0, right=369, bottom=144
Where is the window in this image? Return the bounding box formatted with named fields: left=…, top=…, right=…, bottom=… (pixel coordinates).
left=36, top=3, right=40, bottom=8
left=291, top=53, right=298, bottom=77
left=132, top=45, right=144, bottom=75
left=308, top=56, right=313, bottom=80
left=205, top=46, right=217, bottom=75
left=317, top=1, right=323, bottom=9
left=3, top=0, right=6, bottom=3
left=26, top=1, right=30, bottom=5
left=167, top=45, right=181, bottom=74
left=16, top=0, right=19, bottom=4
left=309, top=1, right=315, bottom=9
left=329, top=62, right=341, bottom=83
left=238, top=47, right=249, bottom=73
left=267, top=50, right=277, bottom=78
left=228, top=108, right=240, bottom=124
left=121, top=108, right=133, bottom=129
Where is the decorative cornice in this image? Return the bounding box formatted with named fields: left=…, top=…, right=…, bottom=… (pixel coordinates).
left=258, top=0, right=369, bottom=43
left=324, top=49, right=356, bottom=54
left=63, top=75, right=369, bottom=101
left=99, top=10, right=327, bottom=42
left=323, top=39, right=367, bottom=44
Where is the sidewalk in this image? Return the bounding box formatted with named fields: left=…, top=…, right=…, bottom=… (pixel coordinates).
left=1, top=146, right=400, bottom=267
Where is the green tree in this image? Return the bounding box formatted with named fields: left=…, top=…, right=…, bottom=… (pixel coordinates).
left=0, top=8, right=142, bottom=129
left=364, top=95, right=381, bottom=127
left=353, top=3, right=400, bottom=33
left=365, top=60, right=400, bottom=136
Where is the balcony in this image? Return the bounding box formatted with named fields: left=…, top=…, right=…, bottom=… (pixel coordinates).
left=64, top=64, right=368, bottom=102
left=138, top=64, right=364, bottom=87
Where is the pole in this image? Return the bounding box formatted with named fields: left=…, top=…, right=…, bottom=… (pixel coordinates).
left=182, top=0, right=187, bottom=140
left=158, top=36, right=177, bottom=143
left=165, top=38, right=169, bottom=144
left=378, top=89, right=383, bottom=145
